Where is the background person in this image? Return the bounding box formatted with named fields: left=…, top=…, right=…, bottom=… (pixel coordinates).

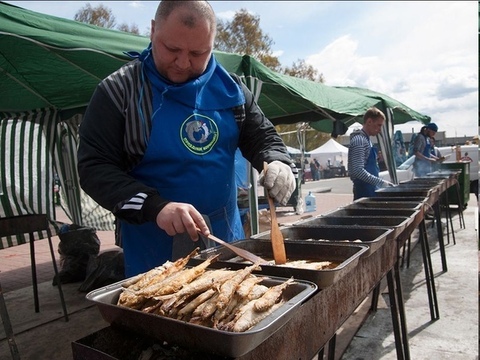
left=77, top=0, right=296, bottom=277
left=412, top=123, right=440, bottom=177
left=309, top=159, right=319, bottom=181
left=461, top=152, right=473, bottom=162
left=348, top=107, right=394, bottom=200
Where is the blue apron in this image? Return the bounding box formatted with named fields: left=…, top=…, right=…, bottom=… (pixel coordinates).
left=119, top=52, right=245, bottom=277
left=353, top=145, right=379, bottom=200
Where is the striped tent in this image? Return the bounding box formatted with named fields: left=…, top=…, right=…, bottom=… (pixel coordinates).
left=0, top=109, right=115, bottom=248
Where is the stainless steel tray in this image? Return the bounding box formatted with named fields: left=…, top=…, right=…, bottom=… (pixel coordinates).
left=346, top=201, right=423, bottom=210
left=322, top=207, right=419, bottom=218
left=252, top=226, right=392, bottom=257
left=293, top=216, right=411, bottom=241
left=358, top=196, right=428, bottom=204
left=86, top=275, right=317, bottom=358
left=190, top=239, right=369, bottom=289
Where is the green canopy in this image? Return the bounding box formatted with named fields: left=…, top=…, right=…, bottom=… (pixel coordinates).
left=0, top=2, right=392, bottom=129
left=0, top=2, right=150, bottom=115
left=239, top=55, right=380, bottom=129
left=0, top=2, right=429, bottom=126
left=334, top=86, right=431, bottom=125
left=0, top=1, right=430, bottom=231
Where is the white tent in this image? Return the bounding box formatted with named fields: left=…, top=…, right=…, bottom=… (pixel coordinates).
left=286, top=146, right=302, bottom=155
left=345, top=122, right=363, bottom=136
left=309, top=138, right=349, bottom=170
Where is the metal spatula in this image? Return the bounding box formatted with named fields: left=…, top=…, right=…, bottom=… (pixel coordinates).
left=197, top=231, right=269, bottom=265
left=263, top=162, right=287, bottom=264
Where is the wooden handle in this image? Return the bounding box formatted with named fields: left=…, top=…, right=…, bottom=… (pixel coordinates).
left=263, top=162, right=287, bottom=264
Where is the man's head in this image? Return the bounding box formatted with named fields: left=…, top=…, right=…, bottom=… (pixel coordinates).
left=150, top=1, right=216, bottom=83
left=362, top=107, right=386, bottom=136
left=425, top=122, right=438, bottom=137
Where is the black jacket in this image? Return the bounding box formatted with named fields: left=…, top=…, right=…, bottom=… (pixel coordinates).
left=78, top=60, right=294, bottom=224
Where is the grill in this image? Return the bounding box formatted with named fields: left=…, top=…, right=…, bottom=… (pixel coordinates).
left=74, top=179, right=448, bottom=359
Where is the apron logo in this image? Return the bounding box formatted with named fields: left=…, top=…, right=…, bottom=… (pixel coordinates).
left=180, top=114, right=218, bottom=155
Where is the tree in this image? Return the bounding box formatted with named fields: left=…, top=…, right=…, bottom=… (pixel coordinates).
left=74, top=3, right=141, bottom=35
left=282, top=59, right=324, bottom=83
left=117, top=23, right=140, bottom=35
left=215, top=9, right=329, bottom=147
left=74, top=3, right=116, bottom=29
left=215, top=9, right=281, bottom=71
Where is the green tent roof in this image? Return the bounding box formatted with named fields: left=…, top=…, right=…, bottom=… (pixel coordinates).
left=0, top=2, right=151, bottom=112
left=0, top=2, right=429, bottom=129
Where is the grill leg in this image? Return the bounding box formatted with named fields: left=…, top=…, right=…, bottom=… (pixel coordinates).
left=317, top=346, right=324, bottom=359
left=419, top=220, right=440, bottom=321
left=454, top=180, right=466, bottom=229
left=394, top=257, right=410, bottom=360
left=387, top=268, right=407, bottom=360
left=370, top=283, right=381, bottom=312
left=433, top=201, right=448, bottom=272
left=327, top=334, right=336, bottom=360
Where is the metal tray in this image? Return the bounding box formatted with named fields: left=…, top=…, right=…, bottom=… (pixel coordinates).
left=322, top=207, right=418, bottom=218
left=347, top=201, right=423, bottom=210
left=358, top=196, right=428, bottom=204
left=189, top=239, right=369, bottom=289
left=86, top=275, right=317, bottom=358
left=293, top=216, right=410, bottom=241
left=251, top=226, right=392, bottom=257
left=375, top=187, right=432, bottom=196
left=375, top=187, right=440, bottom=207
left=401, top=179, right=448, bottom=193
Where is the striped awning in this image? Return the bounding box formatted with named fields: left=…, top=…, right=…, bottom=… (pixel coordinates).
left=0, top=109, right=114, bottom=249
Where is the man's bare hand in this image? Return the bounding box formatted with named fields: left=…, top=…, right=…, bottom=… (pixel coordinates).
left=156, top=202, right=210, bottom=241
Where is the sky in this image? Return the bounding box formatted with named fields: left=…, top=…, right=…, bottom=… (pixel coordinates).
left=5, top=1, right=479, bottom=139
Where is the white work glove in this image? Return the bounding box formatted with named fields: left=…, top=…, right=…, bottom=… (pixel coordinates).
left=381, top=180, right=396, bottom=187
left=260, top=160, right=296, bottom=205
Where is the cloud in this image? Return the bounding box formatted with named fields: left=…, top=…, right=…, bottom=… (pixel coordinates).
left=303, top=2, right=478, bottom=137
left=215, top=10, right=237, bottom=21
left=128, top=2, right=144, bottom=9
left=436, top=73, right=477, bottom=100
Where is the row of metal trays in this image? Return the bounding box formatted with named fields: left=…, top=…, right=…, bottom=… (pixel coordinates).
left=84, top=188, right=436, bottom=358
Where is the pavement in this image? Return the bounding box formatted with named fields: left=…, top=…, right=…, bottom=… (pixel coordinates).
left=0, top=178, right=478, bottom=360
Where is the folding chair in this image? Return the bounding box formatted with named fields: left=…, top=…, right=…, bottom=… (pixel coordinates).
left=0, top=214, right=68, bottom=322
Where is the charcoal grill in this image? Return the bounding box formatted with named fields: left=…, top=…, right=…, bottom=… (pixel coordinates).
left=73, top=223, right=408, bottom=360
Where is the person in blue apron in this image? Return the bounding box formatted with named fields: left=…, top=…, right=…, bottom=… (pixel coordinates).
left=413, top=123, right=440, bottom=177
left=348, top=107, right=395, bottom=200
left=77, top=1, right=297, bottom=277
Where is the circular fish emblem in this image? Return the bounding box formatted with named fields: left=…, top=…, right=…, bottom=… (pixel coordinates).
left=180, top=114, right=218, bottom=155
